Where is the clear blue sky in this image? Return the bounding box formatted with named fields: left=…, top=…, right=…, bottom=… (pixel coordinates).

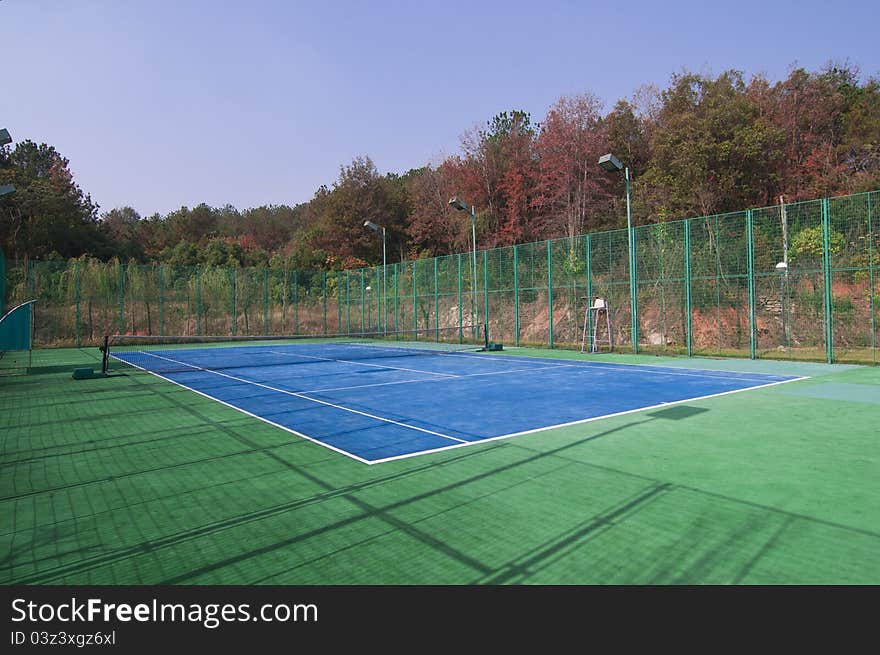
left=2, top=0, right=878, bottom=217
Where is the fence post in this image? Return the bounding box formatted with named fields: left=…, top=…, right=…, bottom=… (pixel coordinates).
left=322, top=271, right=327, bottom=336
left=263, top=268, right=269, bottom=335
left=231, top=268, right=237, bottom=336
left=75, top=262, right=81, bottom=348
left=630, top=228, right=639, bottom=353
left=293, top=270, right=299, bottom=335
left=747, top=210, right=756, bottom=359
left=360, top=269, right=365, bottom=333
left=393, top=263, right=399, bottom=335
left=822, top=198, right=834, bottom=364
left=117, top=261, right=124, bottom=335
left=457, top=254, right=462, bottom=341
left=684, top=219, right=693, bottom=357
left=483, top=250, right=489, bottom=340
left=585, top=234, right=592, bottom=350
left=547, top=240, right=554, bottom=349
left=196, top=268, right=202, bottom=335
left=412, top=260, right=418, bottom=334
left=513, top=245, right=520, bottom=347
left=434, top=258, right=439, bottom=339
left=159, top=265, right=165, bottom=337
left=867, top=193, right=876, bottom=365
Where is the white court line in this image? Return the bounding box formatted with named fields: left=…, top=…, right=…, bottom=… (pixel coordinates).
left=299, top=363, right=580, bottom=394
left=367, top=375, right=810, bottom=464
left=110, top=354, right=374, bottom=465
left=113, top=350, right=809, bottom=466
left=440, top=350, right=796, bottom=383
left=130, top=351, right=470, bottom=445
left=263, top=348, right=458, bottom=378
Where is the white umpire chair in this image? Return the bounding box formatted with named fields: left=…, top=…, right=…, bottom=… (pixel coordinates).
left=580, top=297, right=612, bottom=353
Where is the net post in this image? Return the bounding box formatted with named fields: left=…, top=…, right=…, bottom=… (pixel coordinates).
left=100, top=335, right=109, bottom=375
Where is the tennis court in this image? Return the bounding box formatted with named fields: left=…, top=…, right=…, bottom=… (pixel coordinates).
left=108, top=338, right=803, bottom=464
left=3, top=343, right=879, bottom=585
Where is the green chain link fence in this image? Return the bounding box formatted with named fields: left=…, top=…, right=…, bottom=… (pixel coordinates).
left=4, top=190, right=878, bottom=364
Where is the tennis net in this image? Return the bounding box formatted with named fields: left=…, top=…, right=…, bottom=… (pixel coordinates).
left=102, top=324, right=489, bottom=375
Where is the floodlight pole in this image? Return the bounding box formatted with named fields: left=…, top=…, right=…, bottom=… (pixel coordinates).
left=624, top=165, right=638, bottom=354
left=449, top=197, right=479, bottom=332
left=599, top=153, right=638, bottom=353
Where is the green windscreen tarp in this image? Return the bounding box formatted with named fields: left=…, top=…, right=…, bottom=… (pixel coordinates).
left=0, top=300, right=35, bottom=351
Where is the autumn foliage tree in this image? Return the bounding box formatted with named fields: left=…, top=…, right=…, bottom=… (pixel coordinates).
left=2, top=63, right=877, bottom=269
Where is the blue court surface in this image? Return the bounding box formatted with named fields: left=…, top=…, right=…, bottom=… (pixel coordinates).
left=111, top=343, right=804, bottom=464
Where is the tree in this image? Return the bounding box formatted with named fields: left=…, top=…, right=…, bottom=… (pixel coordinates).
left=534, top=93, right=610, bottom=240
left=0, top=140, right=108, bottom=260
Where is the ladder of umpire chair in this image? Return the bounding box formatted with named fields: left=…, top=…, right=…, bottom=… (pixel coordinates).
left=580, top=297, right=612, bottom=353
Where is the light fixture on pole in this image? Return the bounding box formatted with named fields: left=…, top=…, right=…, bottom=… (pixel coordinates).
left=448, top=197, right=478, bottom=332
left=598, top=153, right=638, bottom=353
left=363, top=221, right=386, bottom=334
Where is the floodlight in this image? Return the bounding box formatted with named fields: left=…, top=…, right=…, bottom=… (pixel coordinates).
left=598, top=153, right=623, bottom=172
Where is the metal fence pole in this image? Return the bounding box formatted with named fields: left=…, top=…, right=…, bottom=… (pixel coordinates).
left=263, top=268, right=269, bottom=335
left=231, top=268, right=237, bottom=336
left=412, top=260, right=418, bottom=334
left=457, top=254, right=462, bottom=341
left=547, top=240, right=554, bottom=349
left=747, top=210, right=757, bottom=359
left=159, top=265, right=165, bottom=337
left=75, top=262, right=81, bottom=348
left=867, top=193, right=876, bottom=365
left=684, top=220, right=693, bottom=357
left=483, top=250, right=489, bottom=341
left=293, top=270, right=299, bottom=335
left=585, top=234, right=592, bottom=350
left=117, top=261, right=124, bottom=335
left=197, top=268, right=202, bottom=336
left=434, top=258, right=439, bottom=340
left=513, top=244, right=520, bottom=347
left=822, top=198, right=834, bottom=363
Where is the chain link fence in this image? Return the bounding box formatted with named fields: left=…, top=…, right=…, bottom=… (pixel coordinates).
left=4, top=190, right=877, bottom=364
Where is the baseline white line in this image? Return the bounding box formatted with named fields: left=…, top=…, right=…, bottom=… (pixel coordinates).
left=131, top=351, right=469, bottom=444
left=366, top=376, right=810, bottom=465
left=109, top=354, right=373, bottom=465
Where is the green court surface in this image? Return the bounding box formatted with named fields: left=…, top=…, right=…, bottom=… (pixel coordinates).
left=2, top=347, right=878, bottom=585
